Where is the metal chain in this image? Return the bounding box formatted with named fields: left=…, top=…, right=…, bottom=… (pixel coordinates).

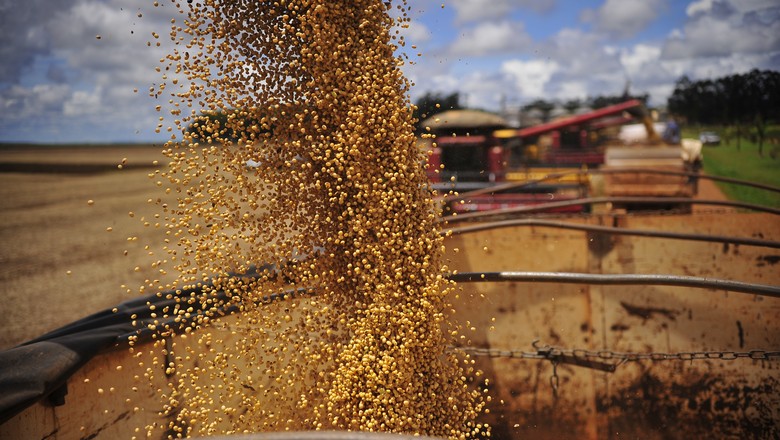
left=452, top=343, right=780, bottom=401
left=454, top=345, right=780, bottom=365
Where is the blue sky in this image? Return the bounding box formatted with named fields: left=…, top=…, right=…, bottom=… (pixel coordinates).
left=1, top=0, right=778, bottom=143
left=401, top=0, right=780, bottom=111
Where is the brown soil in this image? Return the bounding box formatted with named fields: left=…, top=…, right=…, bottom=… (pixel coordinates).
left=694, top=174, right=732, bottom=212
left=0, top=145, right=175, bottom=349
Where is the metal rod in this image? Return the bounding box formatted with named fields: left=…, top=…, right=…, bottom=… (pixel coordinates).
left=599, top=168, right=780, bottom=194
left=444, top=218, right=780, bottom=249
left=435, top=168, right=780, bottom=200
left=447, top=271, right=780, bottom=298
left=440, top=197, right=780, bottom=223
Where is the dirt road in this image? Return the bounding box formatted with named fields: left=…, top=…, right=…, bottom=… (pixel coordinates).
left=693, top=174, right=732, bottom=212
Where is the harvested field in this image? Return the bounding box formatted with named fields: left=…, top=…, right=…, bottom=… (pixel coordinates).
left=0, top=145, right=732, bottom=350
left=0, top=145, right=173, bottom=349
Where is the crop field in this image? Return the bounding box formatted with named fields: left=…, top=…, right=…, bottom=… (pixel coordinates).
left=0, top=145, right=175, bottom=349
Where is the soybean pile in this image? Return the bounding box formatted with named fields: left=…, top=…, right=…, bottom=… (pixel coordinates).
left=138, top=0, right=487, bottom=438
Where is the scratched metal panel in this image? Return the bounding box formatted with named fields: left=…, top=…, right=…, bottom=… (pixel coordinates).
left=445, top=222, right=600, bottom=438
left=0, top=299, right=329, bottom=439
left=590, top=213, right=780, bottom=438
left=445, top=212, right=780, bottom=439
left=443, top=220, right=590, bottom=273
left=2, top=214, right=778, bottom=439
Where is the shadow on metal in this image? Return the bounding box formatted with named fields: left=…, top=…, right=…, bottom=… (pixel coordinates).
left=195, top=433, right=443, bottom=440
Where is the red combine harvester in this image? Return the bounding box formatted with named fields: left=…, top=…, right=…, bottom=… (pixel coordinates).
left=422, top=100, right=700, bottom=214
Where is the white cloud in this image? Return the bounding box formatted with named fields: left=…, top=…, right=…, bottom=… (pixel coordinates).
left=0, top=0, right=77, bottom=83
left=581, top=0, right=667, bottom=39
left=449, top=21, right=533, bottom=56
left=662, top=3, right=780, bottom=59
left=449, top=0, right=554, bottom=23
left=542, top=28, right=623, bottom=77
left=0, top=0, right=185, bottom=142
left=620, top=44, right=663, bottom=78
left=668, top=28, right=684, bottom=39
left=501, top=59, right=560, bottom=98
left=553, top=81, right=589, bottom=100
left=397, top=20, right=432, bottom=46
left=729, top=0, right=779, bottom=14
left=3, top=0, right=780, bottom=142
left=660, top=52, right=772, bottom=81
left=458, top=71, right=512, bottom=109
left=1, top=84, right=71, bottom=118
left=63, top=88, right=103, bottom=117
left=686, top=0, right=716, bottom=17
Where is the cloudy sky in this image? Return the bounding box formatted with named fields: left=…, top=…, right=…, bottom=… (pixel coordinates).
left=1, top=0, right=778, bottom=143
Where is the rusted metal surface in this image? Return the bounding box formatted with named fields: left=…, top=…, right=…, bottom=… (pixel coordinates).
left=444, top=212, right=780, bottom=439
left=0, top=298, right=328, bottom=439
left=601, top=147, right=696, bottom=201
left=1, top=212, right=778, bottom=439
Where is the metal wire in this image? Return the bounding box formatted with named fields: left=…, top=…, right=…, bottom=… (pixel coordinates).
left=440, top=196, right=780, bottom=223
left=435, top=168, right=780, bottom=200
left=443, top=218, right=780, bottom=249
left=447, top=271, right=780, bottom=298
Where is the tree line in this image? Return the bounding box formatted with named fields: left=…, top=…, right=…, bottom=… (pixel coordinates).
left=412, top=91, right=649, bottom=128
left=668, top=69, right=780, bottom=155
left=188, top=69, right=779, bottom=155
left=518, top=93, right=648, bottom=122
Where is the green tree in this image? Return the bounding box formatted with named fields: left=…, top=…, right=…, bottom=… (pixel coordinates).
left=589, top=93, right=648, bottom=110
left=667, top=69, right=780, bottom=155
left=742, top=69, right=780, bottom=156
left=563, top=98, right=582, bottom=115
left=522, top=99, right=555, bottom=122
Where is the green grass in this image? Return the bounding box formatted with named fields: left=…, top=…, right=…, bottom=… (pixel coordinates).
left=683, top=125, right=780, bottom=207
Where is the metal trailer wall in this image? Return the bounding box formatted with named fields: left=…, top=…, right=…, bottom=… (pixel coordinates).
left=444, top=212, right=780, bottom=439
left=0, top=297, right=331, bottom=439
left=2, top=212, right=778, bottom=439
